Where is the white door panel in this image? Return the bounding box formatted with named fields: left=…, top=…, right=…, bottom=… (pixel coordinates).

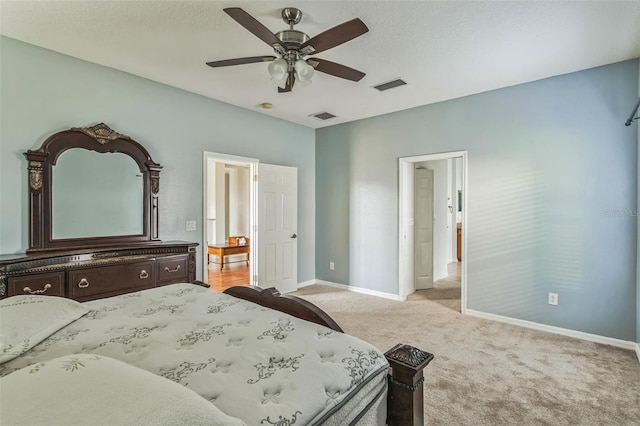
left=415, top=168, right=434, bottom=289
left=257, top=164, right=297, bottom=293
left=264, top=244, right=277, bottom=283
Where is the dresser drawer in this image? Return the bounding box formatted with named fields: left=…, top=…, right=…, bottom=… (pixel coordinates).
left=156, top=255, right=188, bottom=284
left=7, top=272, right=65, bottom=297
left=69, top=261, right=155, bottom=301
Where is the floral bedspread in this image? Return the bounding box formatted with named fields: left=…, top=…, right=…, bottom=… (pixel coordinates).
left=0, top=284, right=389, bottom=425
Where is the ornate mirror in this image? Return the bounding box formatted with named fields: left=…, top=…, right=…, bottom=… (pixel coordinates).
left=24, top=123, right=162, bottom=252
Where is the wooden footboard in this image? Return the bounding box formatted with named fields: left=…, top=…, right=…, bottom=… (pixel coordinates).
left=223, top=285, right=343, bottom=332
left=223, top=286, right=434, bottom=426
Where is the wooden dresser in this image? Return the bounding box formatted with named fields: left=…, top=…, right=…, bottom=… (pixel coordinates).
left=2, top=124, right=205, bottom=302
left=0, top=242, right=198, bottom=301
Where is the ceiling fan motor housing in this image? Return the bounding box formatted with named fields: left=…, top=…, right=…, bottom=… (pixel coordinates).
left=275, top=30, right=310, bottom=51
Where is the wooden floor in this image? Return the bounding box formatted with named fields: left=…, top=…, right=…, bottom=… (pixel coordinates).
left=207, top=261, right=250, bottom=293
left=207, top=260, right=460, bottom=293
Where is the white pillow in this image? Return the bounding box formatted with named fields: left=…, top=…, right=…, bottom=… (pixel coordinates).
left=0, top=295, right=89, bottom=364
left=0, top=353, right=247, bottom=425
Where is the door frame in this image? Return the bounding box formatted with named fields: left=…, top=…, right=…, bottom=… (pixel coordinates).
left=202, top=151, right=259, bottom=286
left=398, top=151, right=468, bottom=313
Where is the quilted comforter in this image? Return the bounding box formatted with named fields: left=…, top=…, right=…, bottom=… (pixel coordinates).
left=0, top=284, right=389, bottom=425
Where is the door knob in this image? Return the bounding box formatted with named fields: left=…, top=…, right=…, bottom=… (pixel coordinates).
left=290, top=233, right=297, bottom=239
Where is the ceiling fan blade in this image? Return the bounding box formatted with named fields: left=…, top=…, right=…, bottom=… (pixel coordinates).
left=206, top=56, right=275, bottom=68
left=300, top=18, right=368, bottom=55
left=278, top=72, right=295, bottom=93
left=224, top=8, right=285, bottom=50
left=309, top=58, right=365, bottom=82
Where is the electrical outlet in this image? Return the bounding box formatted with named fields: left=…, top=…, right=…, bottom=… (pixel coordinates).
left=548, top=292, right=558, bottom=306
left=186, top=220, right=196, bottom=232
left=329, top=261, right=335, bottom=270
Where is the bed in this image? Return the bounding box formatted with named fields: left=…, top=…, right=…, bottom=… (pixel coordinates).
left=1, top=283, right=433, bottom=425
left=0, top=124, right=433, bottom=425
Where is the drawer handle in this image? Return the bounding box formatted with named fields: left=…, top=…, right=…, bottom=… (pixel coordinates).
left=23, top=284, right=52, bottom=295
left=139, top=270, right=149, bottom=279
left=164, top=265, right=181, bottom=273
left=78, top=278, right=90, bottom=289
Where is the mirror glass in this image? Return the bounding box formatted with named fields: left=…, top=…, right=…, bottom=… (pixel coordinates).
left=52, top=149, right=143, bottom=239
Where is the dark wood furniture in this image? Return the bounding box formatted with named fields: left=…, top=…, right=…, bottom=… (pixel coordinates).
left=0, top=242, right=197, bottom=301
left=0, top=123, right=199, bottom=300
left=224, top=286, right=434, bottom=426
left=24, top=123, right=162, bottom=253
left=224, top=285, right=343, bottom=332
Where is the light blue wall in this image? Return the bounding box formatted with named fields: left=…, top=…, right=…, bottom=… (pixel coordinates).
left=0, top=36, right=316, bottom=282
left=316, top=59, right=639, bottom=341
left=637, top=66, right=640, bottom=346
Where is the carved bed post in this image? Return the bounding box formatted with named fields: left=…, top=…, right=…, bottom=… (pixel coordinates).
left=222, top=286, right=434, bottom=424
left=385, top=343, right=434, bottom=426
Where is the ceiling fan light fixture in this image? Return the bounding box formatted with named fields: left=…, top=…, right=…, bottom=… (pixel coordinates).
left=294, top=59, right=314, bottom=86
left=275, top=75, right=289, bottom=89
left=268, top=58, right=288, bottom=87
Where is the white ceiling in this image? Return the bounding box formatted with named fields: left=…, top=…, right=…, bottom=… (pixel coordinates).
left=1, top=1, right=639, bottom=129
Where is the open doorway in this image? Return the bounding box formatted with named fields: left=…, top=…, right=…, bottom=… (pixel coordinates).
left=202, top=152, right=258, bottom=292
left=398, top=151, right=467, bottom=313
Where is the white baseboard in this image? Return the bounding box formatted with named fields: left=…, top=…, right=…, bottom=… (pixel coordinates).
left=297, top=281, right=639, bottom=360
left=297, top=279, right=317, bottom=288
left=466, top=309, right=637, bottom=351
left=300, top=279, right=404, bottom=301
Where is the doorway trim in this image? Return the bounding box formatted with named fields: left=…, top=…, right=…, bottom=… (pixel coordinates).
left=398, top=151, right=468, bottom=313
left=202, top=151, right=259, bottom=286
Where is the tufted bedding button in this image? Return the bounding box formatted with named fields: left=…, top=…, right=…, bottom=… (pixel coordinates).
left=226, top=337, right=243, bottom=347
left=317, top=351, right=336, bottom=363
left=212, top=361, right=234, bottom=374
left=261, top=388, right=282, bottom=405
left=324, top=386, right=342, bottom=402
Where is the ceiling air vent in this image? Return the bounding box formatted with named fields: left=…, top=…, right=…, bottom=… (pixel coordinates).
left=373, top=78, right=407, bottom=92
left=310, top=112, right=336, bottom=121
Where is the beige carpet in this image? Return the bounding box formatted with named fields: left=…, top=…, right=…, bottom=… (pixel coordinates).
left=292, top=285, right=640, bottom=426
left=422, top=278, right=462, bottom=312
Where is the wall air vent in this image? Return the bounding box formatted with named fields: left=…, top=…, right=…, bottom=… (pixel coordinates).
left=310, top=112, right=336, bottom=121
left=373, top=78, right=407, bottom=91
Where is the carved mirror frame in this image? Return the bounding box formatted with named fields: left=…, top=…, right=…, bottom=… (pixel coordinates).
left=24, top=123, right=162, bottom=253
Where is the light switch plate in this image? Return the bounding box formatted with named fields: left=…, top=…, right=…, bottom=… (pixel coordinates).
left=186, top=220, right=196, bottom=232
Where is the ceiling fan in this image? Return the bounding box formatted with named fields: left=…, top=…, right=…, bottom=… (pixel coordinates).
left=206, top=7, right=369, bottom=92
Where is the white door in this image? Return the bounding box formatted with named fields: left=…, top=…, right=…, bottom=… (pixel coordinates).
left=257, top=163, right=298, bottom=293
left=415, top=168, right=434, bottom=289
